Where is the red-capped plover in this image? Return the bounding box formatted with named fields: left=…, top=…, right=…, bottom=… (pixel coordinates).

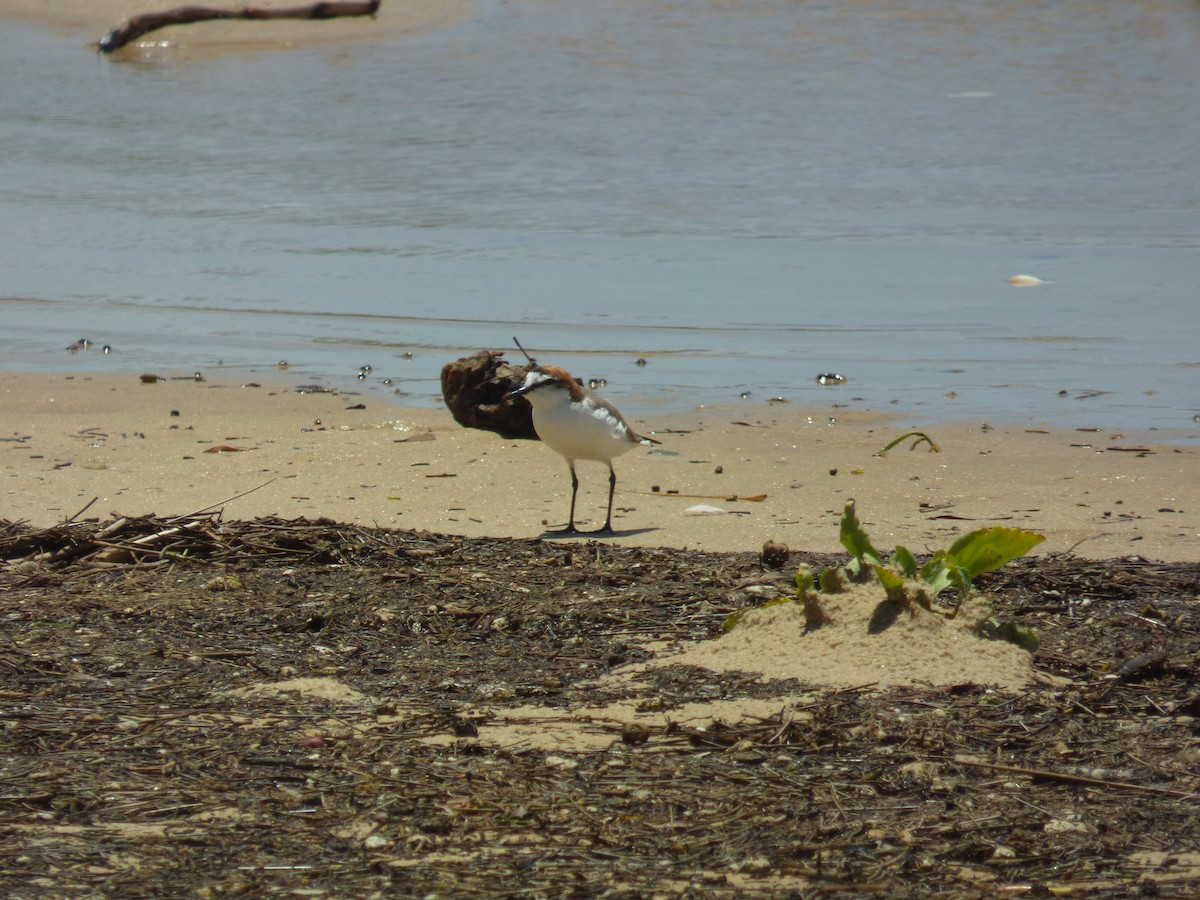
left=512, top=364, right=659, bottom=534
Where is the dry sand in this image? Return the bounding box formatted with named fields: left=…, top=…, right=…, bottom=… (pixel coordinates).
left=638, top=584, right=1037, bottom=692
left=0, top=0, right=470, bottom=52
left=3, top=370, right=1197, bottom=561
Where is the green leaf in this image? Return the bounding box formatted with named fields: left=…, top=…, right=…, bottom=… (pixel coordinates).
left=945, top=566, right=974, bottom=602
left=919, top=554, right=954, bottom=596
left=872, top=565, right=908, bottom=601
left=916, top=554, right=973, bottom=600
left=945, top=528, right=1045, bottom=579
left=946, top=563, right=973, bottom=597
left=892, top=545, right=919, bottom=578
left=839, top=501, right=882, bottom=567
left=795, top=564, right=815, bottom=595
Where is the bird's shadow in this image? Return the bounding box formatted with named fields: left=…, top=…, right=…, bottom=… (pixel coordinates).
left=540, top=526, right=660, bottom=541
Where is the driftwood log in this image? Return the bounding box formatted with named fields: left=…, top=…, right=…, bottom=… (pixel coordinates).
left=96, top=0, right=381, bottom=53
left=440, top=350, right=536, bottom=438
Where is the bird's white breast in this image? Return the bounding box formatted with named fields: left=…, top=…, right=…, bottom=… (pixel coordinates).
left=530, top=393, right=637, bottom=463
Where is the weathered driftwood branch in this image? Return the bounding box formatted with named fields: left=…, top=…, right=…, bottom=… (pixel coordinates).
left=96, top=0, right=381, bottom=53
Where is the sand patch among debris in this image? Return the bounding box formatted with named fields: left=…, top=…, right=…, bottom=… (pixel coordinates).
left=640, top=580, right=1035, bottom=691
left=226, top=676, right=372, bottom=705
left=422, top=697, right=804, bottom=753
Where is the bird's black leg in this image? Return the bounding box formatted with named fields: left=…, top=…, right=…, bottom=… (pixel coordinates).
left=597, top=464, right=618, bottom=534
left=550, top=463, right=582, bottom=534
left=568, top=465, right=580, bottom=531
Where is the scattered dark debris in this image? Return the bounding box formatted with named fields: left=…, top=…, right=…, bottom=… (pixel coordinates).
left=2, top=516, right=1199, bottom=896
left=760, top=539, right=790, bottom=570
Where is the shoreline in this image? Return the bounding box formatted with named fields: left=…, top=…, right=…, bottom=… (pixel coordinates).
left=4, top=369, right=1197, bottom=561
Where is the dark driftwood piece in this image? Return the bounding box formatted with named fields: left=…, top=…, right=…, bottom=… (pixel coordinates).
left=96, top=0, right=381, bottom=53
left=441, top=350, right=536, bottom=438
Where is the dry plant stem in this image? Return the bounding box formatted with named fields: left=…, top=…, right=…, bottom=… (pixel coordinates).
left=66, top=496, right=98, bottom=523
left=96, top=0, right=383, bottom=53
left=954, top=756, right=1197, bottom=799
left=170, top=476, right=278, bottom=521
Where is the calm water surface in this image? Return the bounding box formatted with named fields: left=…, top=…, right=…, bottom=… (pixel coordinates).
left=2, top=0, right=1199, bottom=438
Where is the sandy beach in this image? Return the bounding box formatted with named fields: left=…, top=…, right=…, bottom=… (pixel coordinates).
left=3, top=369, right=1196, bottom=560
left=6, top=4, right=1200, bottom=895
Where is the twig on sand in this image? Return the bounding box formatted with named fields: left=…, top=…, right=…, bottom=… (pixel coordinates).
left=171, top=476, right=279, bottom=521
left=66, top=496, right=98, bottom=523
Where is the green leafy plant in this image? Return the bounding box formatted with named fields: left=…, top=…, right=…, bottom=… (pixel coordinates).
left=838, top=500, right=1044, bottom=614
left=725, top=501, right=1043, bottom=652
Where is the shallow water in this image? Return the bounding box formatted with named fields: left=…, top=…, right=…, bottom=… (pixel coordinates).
left=2, top=0, right=1198, bottom=438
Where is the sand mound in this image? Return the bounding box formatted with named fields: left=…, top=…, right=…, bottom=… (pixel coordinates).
left=647, top=580, right=1034, bottom=692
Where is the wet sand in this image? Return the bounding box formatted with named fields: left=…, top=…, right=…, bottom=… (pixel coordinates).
left=3, top=370, right=1196, bottom=561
